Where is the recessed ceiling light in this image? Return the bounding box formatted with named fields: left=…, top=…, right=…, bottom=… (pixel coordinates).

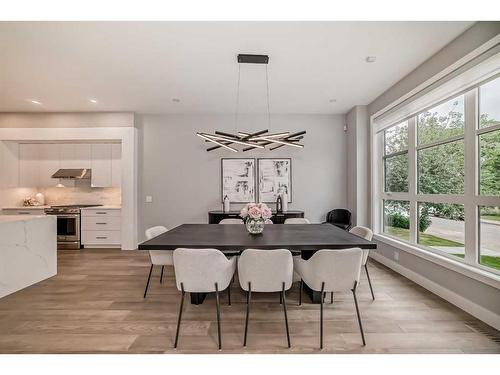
left=29, top=99, right=42, bottom=105
left=329, top=99, right=337, bottom=103
left=365, top=56, right=377, bottom=63
left=89, top=99, right=98, bottom=104
left=172, top=98, right=181, bottom=103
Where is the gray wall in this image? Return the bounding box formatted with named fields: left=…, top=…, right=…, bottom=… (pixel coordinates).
left=367, top=22, right=500, bottom=323
left=369, top=21, right=500, bottom=116
left=346, top=105, right=369, bottom=227
left=374, top=240, right=500, bottom=318
left=136, top=114, right=347, bottom=240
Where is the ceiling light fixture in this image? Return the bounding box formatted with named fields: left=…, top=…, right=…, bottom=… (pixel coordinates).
left=29, top=99, right=42, bottom=105
left=172, top=98, right=181, bottom=103
left=196, top=133, right=237, bottom=153
left=197, top=54, right=306, bottom=152
left=365, top=56, right=377, bottom=63
left=89, top=99, right=98, bottom=104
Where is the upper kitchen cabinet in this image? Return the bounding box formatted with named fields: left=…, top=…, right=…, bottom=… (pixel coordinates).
left=38, top=144, right=60, bottom=187
left=60, top=144, right=91, bottom=169
left=91, top=144, right=112, bottom=187
left=0, top=141, right=19, bottom=188
left=19, top=143, right=40, bottom=187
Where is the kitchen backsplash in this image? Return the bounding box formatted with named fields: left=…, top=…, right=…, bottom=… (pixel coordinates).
left=39, top=187, right=121, bottom=206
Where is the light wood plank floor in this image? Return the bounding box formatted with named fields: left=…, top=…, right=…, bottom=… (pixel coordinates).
left=0, top=249, right=499, bottom=354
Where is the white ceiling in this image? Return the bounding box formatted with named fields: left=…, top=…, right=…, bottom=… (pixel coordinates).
left=0, top=21, right=473, bottom=114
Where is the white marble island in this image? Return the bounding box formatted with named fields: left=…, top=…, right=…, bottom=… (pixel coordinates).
left=0, top=215, right=57, bottom=298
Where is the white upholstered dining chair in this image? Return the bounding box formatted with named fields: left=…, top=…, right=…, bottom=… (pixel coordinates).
left=143, top=226, right=172, bottom=298
left=219, top=218, right=244, bottom=224
left=284, top=218, right=311, bottom=224
left=173, top=248, right=236, bottom=350
left=238, top=249, right=293, bottom=348
left=294, top=248, right=366, bottom=349
left=349, top=226, right=375, bottom=300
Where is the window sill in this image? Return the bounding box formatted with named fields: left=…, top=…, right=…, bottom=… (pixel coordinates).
left=373, top=233, right=500, bottom=290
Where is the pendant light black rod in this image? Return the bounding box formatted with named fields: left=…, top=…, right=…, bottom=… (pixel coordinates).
left=242, top=131, right=306, bottom=152
left=286, top=131, right=306, bottom=138
left=206, top=129, right=269, bottom=152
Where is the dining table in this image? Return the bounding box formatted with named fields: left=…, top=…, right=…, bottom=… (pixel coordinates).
left=138, top=223, right=377, bottom=304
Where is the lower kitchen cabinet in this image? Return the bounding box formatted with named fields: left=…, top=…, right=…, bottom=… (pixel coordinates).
left=80, top=208, right=121, bottom=247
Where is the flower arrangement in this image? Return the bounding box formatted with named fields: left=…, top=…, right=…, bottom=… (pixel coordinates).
left=240, top=202, right=273, bottom=233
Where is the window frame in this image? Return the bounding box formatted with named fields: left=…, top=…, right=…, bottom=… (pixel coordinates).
left=373, top=71, right=500, bottom=279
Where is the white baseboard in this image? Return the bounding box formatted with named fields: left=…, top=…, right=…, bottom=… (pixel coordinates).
left=370, top=252, right=500, bottom=330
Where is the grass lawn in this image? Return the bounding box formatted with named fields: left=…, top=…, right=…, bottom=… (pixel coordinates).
left=452, top=254, right=500, bottom=270
left=481, top=215, right=500, bottom=222
left=386, top=226, right=463, bottom=247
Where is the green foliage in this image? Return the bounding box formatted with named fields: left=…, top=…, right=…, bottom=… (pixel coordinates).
left=384, top=200, right=431, bottom=232
left=384, top=102, right=500, bottom=219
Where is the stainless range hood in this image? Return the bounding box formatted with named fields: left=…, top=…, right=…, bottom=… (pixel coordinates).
left=51, top=169, right=91, bottom=179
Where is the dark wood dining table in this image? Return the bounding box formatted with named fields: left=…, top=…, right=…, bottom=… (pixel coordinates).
left=138, top=223, right=377, bottom=304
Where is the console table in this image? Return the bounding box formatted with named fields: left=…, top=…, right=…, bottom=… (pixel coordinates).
left=208, top=210, right=304, bottom=224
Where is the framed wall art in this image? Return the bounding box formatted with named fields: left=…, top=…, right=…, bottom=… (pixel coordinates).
left=257, top=158, right=292, bottom=203
left=221, top=158, right=256, bottom=203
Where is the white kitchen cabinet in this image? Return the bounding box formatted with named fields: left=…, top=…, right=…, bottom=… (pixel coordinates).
left=91, top=144, right=112, bottom=187
left=2, top=207, right=47, bottom=215
left=0, top=141, right=19, bottom=188
left=81, top=208, right=121, bottom=247
left=111, top=143, right=121, bottom=188
left=38, top=144, right=60, bottom=187
left=19, top=143, right=40, bottom=187
left=59, top=144, right=91, bottom=169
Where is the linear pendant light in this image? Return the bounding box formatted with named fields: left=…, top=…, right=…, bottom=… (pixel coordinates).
left=197, top=54, right=306, bottom=152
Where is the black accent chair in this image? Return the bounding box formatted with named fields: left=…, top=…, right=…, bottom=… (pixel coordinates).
left=325, top=209, right=352, bottom=231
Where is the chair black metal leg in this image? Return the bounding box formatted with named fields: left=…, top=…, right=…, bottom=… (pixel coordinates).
left=282, top=282, right=291, bottom=348
left=320, top=282, right=325, bottom=350
left=227, top=284, right=231, bottom=306
left=279, top=291, right=283, bottom=304
left=352, top=281, right=366, bottom=346
left=143, top=264, right=153, bottom=298
left=244, top=282, right=251, bottom=347
left=365, top=264, right=375, bottom=300
left=174, top=283, right=185, bottom=348
left=299, top=280, right=303, bottom=306
left=160, top=266, right=164, bottom=284
left=331, top=291, right=334, bottom=304
left=215, top=282, right=222, bottom=350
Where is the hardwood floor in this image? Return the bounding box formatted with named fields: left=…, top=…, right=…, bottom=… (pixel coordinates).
left=0, top=249, right=498, bottom=353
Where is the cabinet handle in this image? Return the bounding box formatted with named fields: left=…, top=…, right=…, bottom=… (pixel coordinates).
left=96, top=236, right=108, bottom=239
left=95, top=212, right=107, bottom=215
left=96, top=222, right=107, bottom=225
left=18, top=211, right=31, bottom=214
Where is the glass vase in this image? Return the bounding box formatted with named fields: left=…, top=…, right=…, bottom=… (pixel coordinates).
left=246, top=217, right=265, bottom=234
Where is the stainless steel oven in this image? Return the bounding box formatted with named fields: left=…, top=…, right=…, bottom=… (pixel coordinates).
left=55, top=213, right=80, bottom=249
left=45, top=204, right=101, bottom=249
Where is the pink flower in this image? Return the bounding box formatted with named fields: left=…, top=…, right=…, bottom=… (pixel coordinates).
left=248, top=205, right=261, bottom=219
left=240, top=206, right=248, bottom=218
left=261, top=206, right=272, bottom=219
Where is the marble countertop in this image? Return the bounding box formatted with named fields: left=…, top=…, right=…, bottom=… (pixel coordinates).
left=2, top=206, right=50, bottom=210
left=80, top=205, right=122, bottom=210
left=0, top=214, right=51, bottom=223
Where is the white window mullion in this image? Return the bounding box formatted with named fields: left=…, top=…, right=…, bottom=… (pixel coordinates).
left=464, top=89, right=478, bottom=265
left=373, top=132, right=384, bottom=233
left=408, top=116, right=417, bottom=243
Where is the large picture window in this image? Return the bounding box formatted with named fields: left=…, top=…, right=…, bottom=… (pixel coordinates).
left=376, top=74, right=500, bottom=275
